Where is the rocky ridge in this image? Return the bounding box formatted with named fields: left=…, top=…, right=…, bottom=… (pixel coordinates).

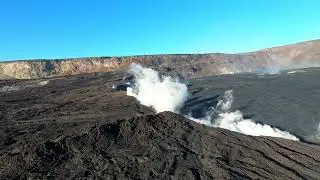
left=1, top=40, right=320, bottom=79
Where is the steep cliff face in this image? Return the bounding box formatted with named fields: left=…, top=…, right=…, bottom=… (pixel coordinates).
left=0, top=58, right=125, bottom=79
left=1, top=40, right=319, bottom=79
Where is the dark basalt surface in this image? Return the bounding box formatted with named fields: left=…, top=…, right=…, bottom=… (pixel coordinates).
left=1, top=111, right=320, bottom=179
left=1, top=70, right=320, bottom=179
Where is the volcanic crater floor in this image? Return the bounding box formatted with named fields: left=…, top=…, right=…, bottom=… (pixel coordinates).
left=1, top=70, right=320, bottom=179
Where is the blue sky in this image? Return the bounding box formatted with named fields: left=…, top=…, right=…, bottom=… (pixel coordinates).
left=0, top=0, right=320, bottom=60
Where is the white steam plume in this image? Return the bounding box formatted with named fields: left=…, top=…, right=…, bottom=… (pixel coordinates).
left=127, top=63, right=188, bottom=113
left=126, top=64, right=299, bottom=141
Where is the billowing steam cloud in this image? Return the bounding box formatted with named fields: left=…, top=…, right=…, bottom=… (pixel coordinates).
left=126, top=64, right=299, bottom=141
left=127, top=63, right=188, bottom=113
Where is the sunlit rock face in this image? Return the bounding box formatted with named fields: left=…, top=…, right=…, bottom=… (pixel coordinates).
left=1, top=40, right=320, bottom=79
left=0, top=58, right=124, bottom=79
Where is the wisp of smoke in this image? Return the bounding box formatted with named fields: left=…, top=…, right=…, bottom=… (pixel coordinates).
left=308, top=123, right=320, bottom=142
left=216, top=90, right=233, bottom=111
left=127, top=63, right=188, bottom=113
left=255, top=67, right=281, bottom=75
left=38, top=80, right=49, bottom=86
left=127, top=64, right=299, bottom=141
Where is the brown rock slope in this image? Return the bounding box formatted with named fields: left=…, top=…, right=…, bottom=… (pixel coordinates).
left=1, top=112, right=320, bottom=179
left=1, top=40, right=320, bottom=79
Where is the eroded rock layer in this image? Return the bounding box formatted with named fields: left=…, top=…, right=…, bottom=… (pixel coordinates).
left=1, top=40, right=320, bottom=79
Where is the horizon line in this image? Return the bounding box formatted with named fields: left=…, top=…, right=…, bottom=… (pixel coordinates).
left=1, top=38, right=319, bottom=63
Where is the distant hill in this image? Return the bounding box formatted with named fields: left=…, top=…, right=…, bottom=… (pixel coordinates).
left=1, top=40, right=320, bottom=79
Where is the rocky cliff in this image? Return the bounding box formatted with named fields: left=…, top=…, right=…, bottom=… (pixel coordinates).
left=1, top=40, right=320, bottom=79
